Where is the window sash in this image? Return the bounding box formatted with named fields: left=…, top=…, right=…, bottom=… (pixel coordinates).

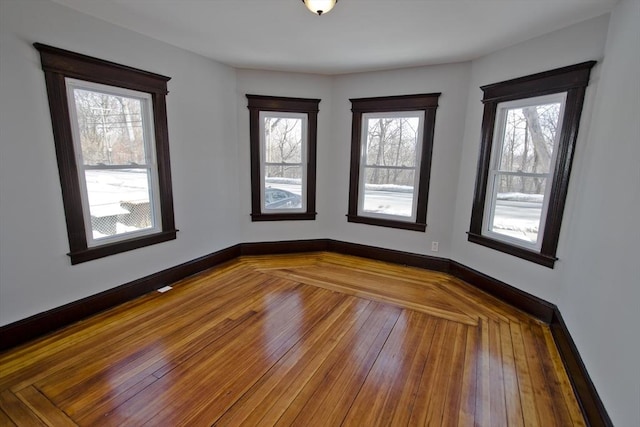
left=482, top=93, right=566, bottom=250
left=357, top=111, right=424, bottom=222
left=258, top=111, right=308, bottom=214
left=65, top=78, right=162, bottom=247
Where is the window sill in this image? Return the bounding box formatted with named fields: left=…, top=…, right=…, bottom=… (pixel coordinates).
left=251, top=212, right=317, bottom=222
left=68, top=230, right=178, bottom=265
left=467, top=232, right=557, bottom=268
left=347, top=215, right=426, bottom=232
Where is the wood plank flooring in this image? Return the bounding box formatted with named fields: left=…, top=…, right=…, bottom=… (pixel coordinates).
left=0, top=252, right=585, bottom=426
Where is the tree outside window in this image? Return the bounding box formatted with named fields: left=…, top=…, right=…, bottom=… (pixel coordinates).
left=468, top=61, right=596, bottom=267
left=247, top=95, right=319, bottom=221
left=348, top=94, right=440, bottom=232
left=35, top=43, right=176, bottom=264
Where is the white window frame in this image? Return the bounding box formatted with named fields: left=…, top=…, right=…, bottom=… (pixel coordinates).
left=259, top=111, right=308, bottom=214
left=65, top=78, right=162, bottom=247
left=482, top=93, right=566, bottom=251
left=357, top=111, right=425, bottom=223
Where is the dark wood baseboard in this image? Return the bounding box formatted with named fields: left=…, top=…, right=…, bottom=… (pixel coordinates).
left=240, top=239, right=331, bottom=256
left=238, top=239, right=451, bottom=273
left=551, top=309, right=613, bottom=427
left=0, top=239, right=611, bottom=426
left=0, top=244, right=240, bottom=351
left=0, top=239, right=518, bottom=350
left=449, top=261, right=555, bottom=323
left=329, top=240, right=451, bottom=273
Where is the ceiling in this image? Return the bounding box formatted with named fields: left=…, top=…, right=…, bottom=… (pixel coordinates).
left=51, top=0, right=617, bottom=75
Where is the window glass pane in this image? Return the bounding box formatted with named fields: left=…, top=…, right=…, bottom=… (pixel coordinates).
left=264, top=165, right=302, bottom=211
left=362, top=169, right=415, bottom=217
left=497, top=102, right=562, bottom=174
left=365, top=117, right=420, bottom=168
left=85, top=169, right=153, bottom=239
left=489, top=174, right=547, bottom=244
left=264, top=116, right=302, bottom=163
left=73, top=88, right=147, bottom=166
left=360, top=115, right=421, bottom=220
left=262, top=114, right=304, bottom=213
left=264, top=163, right=303, bottom=180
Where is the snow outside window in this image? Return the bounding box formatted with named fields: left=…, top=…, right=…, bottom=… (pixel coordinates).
left=467, top=61, right=596, bottom=268
left=66, top=79, right=162, bottom=247
left=483, top=93, right=566, bottom=251
left=357, top=111, right=424, bottom=222
left=246, top=95, right=319, bottom=222
left=347, top=93, right=440, bottom=232
left=259, top=111, right=307, bottom=214
left=35, top=43, right=177, bottom=264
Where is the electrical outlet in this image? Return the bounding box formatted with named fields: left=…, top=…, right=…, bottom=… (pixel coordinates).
left=431, top=241, right=439, bottom=252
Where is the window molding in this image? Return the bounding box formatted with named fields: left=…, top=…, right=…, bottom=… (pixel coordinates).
left=468, top=61, right=596, bottom=268
left=34, top=43, right=177, bottom=264
left=347, top=93, right=440, bottom=231
left=246, top=95, right=320, bottom=221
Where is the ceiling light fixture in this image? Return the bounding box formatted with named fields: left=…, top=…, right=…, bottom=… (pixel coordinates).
left=302, top=0, right=338, bottom=16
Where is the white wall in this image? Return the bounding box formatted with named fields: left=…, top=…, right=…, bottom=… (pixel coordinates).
left=0, top=0, right=241, bottom=325
left=236, top=63, right=470, bottom=259
left=326, top=64, right=471, bottom=259
left=556, top=0, right=640, bottom=425
left=448, top=8, right=638, bottom=425
left=1, top=0, right=637, bottom=423
left=450, top=15, right=610, bottom=303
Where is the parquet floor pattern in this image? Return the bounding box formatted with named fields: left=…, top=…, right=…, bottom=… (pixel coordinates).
left=0, top=252, right=584, bottom=426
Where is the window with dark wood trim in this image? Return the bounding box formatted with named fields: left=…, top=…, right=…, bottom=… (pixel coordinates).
left=347, top=94, right=440, bottom=231
left=468, top=61, right=596, bottom=268
left=34, top=43, right=177, bottom=264
left=246, top=95, right=319, bottom=221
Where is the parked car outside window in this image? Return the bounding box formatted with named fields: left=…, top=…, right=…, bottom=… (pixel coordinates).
left=265, top=188, right=302, bottom=209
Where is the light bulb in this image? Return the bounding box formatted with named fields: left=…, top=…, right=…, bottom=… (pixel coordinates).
left=302, top=0, right=338, bottom=16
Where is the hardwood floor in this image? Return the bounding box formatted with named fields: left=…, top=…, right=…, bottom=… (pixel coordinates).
left=0, top=252, right=584, bottom=426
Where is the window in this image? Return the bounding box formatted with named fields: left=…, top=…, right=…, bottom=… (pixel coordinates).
left=347, top=94, right=440, bottom=231
left=247, top=95, right=319, bottom=221
left=35, top=43, right=177, bottom=264
left=468, top=61, right=596, bottom=268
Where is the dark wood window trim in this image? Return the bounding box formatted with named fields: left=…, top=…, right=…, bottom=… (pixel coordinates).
left=468, top=61, right=597, bottom=268
left=347, top=93, right=440, bottom=231
left=34, top=43, right=177, bottom=264
left=246, top=95, right=319, bottom=221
